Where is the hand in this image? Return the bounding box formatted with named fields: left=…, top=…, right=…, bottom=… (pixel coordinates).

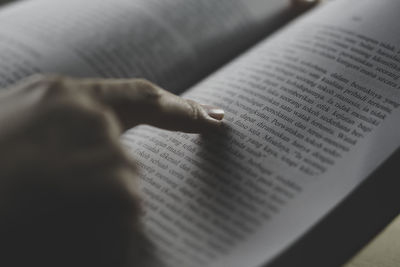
left=0, top=75, right=224, bottom=267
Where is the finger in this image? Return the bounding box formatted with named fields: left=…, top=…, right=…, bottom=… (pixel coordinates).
left=77, top=78, right=224, bottom=133
left=145, top=96, right=225, bottom=133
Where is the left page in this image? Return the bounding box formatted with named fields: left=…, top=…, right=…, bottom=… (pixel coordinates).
left=0, top=0, right=293, bottom=93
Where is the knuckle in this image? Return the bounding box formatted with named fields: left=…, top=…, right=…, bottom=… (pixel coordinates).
left=43, top=76, right=71, bottom=95
left=186, top=100, right=201, bottom=121
left=35, top=75, right=88, bottom=101
left=134, top=78, right=157, bottom=89
left=134, top=78, right=162, bottom=102
left=34, top=74, right=66, bottom=89
left=29, top=76, right=119, bottom=132
left=15, top=74, right=64, bottom=94
left=22, top=74, right=74, bottom=100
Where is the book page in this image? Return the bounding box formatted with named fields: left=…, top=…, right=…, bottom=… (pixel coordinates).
left=0, top=0, right=290, bottom=93
left=122, top=0, right=400, bottom=266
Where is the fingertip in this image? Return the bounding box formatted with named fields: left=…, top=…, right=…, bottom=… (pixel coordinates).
left=173, top=101, right=224, bottom=133
left=200, top=104, right=225, bottom=121
left=182, top=99, right=224, bottom=129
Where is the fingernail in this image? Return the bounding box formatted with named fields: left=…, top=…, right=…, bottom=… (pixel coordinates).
left=201, top=104, right=225, bottom=120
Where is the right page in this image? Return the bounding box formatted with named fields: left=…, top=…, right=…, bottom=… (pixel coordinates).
left=123, top=0, right=400, bottom=266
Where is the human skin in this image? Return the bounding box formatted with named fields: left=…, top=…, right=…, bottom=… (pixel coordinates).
left=0, top=1, right=319, bottom=266
left=0, top=75, right=224, bottom=267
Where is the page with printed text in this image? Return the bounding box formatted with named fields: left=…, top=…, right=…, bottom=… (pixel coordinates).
left=123, top=1, right=400, bottom=266
left=0, top=0, right=290, bottom=93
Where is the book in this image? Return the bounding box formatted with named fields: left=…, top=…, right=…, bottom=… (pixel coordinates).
left=0, top=0, right=399, bottom=266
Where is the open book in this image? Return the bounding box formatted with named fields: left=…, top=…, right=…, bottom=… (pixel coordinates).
left=0, top=0, right=399, bottom=266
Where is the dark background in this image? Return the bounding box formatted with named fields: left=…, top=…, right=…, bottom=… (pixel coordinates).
left=0, top=0, right=13, bottom=5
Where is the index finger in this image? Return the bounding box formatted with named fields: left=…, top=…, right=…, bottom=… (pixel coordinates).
left=76, top=78, right=224, bottom=133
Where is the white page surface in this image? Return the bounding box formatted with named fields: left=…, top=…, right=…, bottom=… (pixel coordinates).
left=123, top=1, right=400, bottom=266
left=0, top=0, right=289, bottom=92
